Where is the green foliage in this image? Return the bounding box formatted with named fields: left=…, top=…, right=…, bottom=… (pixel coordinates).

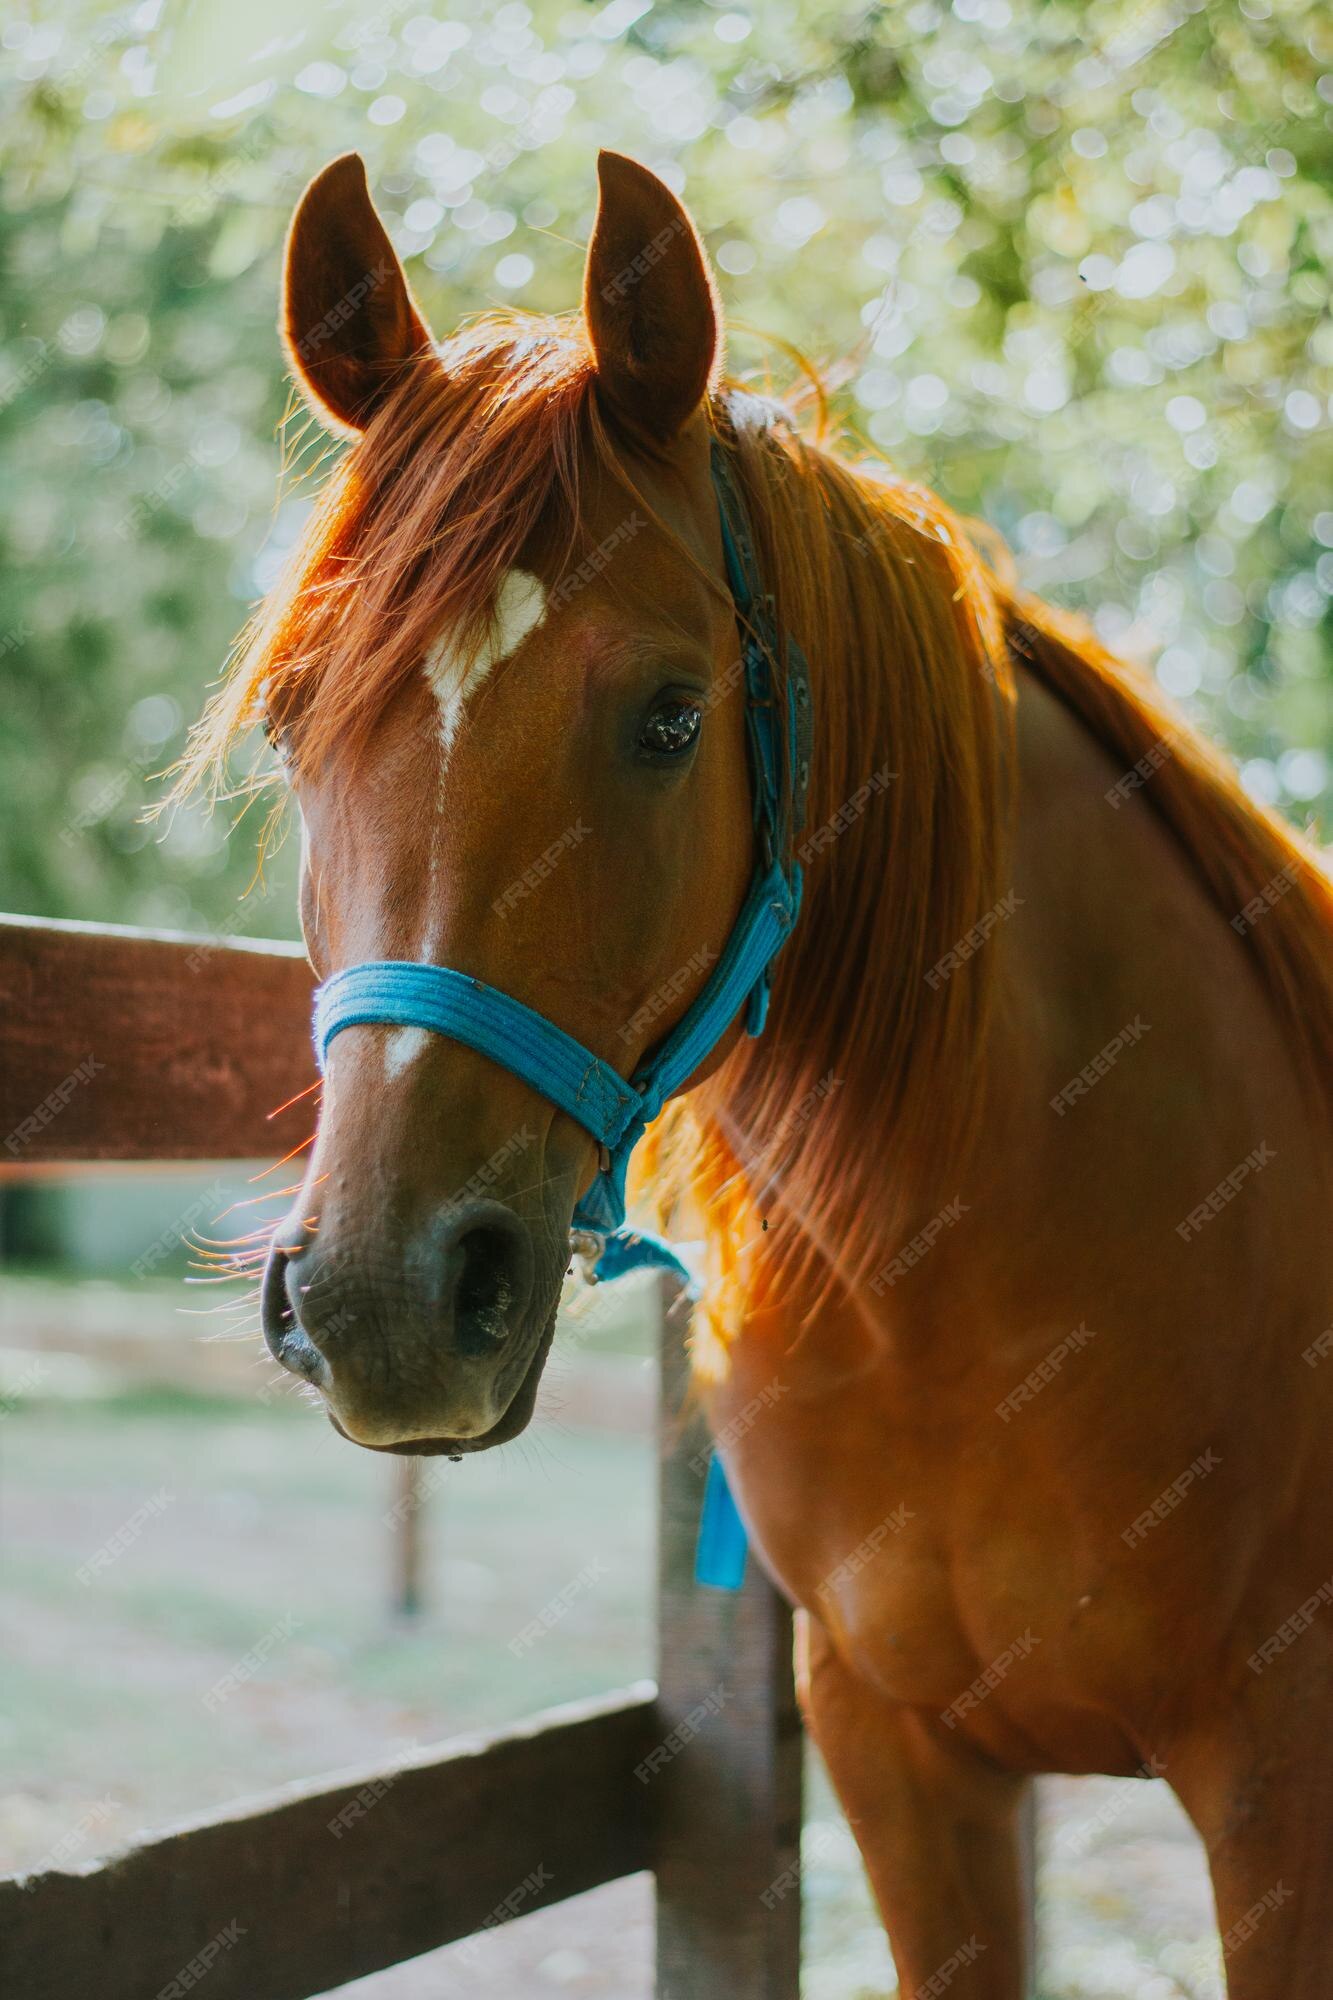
left=1, top=0, right=1330, bottom=931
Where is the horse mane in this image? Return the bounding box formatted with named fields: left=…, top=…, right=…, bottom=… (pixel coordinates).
left=639, top=394, right=1333, bottom=1344
left=172, top=313, right=618, bottom=801
left=170, top=311, right=1332, bottom=1346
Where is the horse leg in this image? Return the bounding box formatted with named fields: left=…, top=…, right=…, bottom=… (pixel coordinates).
left=1167, top=1670, right=1333, bottom=1999
left=796, top=1611, right=1033, bottom=1998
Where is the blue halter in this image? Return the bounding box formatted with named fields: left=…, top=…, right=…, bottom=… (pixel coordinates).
left=313, top=438, right=812, bottom=1589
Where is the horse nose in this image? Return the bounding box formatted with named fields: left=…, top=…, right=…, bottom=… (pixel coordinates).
left=260, top=1198, right=536, bottom=1431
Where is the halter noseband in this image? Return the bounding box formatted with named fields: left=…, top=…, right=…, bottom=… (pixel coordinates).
left=312, top=438, right=812, bottom=1256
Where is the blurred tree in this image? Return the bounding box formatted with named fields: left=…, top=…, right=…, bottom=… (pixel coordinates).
left=1, top=0, right=1329, bottom=934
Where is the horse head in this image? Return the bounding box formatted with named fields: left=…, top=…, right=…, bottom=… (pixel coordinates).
left=258, top=152, right=756, bottom=1451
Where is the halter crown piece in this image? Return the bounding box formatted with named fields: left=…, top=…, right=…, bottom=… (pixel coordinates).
left=312, top=436, right=813, bottom=1590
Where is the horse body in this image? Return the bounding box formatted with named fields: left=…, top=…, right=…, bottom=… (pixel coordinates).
left=714, top=655, right=1333, bottom=1993
left=183, top=148, right=1333, bottom=1995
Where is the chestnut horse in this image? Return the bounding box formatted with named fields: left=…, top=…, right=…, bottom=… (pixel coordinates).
left=182, top=151, right=1333, bottom=1995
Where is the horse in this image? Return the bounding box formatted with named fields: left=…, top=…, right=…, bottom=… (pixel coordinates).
left=178, top=149, right=1333, bottom=1996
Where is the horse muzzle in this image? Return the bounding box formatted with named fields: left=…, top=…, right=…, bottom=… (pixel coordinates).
left=260, top=1195, right=554, bottom=1451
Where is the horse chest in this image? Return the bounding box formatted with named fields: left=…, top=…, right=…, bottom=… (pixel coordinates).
left=710, top=1367, right=1001, bottom=1703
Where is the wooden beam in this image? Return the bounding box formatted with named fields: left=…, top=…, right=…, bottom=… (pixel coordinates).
left=0, top=1688, right=656, bottom=2000
left=652, top=1278, right=803, bottom=1998
left=0, top=915, right=315, bottom=1171
left=389, top=1456, right=427, bottom=1619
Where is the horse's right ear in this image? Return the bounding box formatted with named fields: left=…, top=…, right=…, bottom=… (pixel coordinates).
left=282, top=153, right=436, bottom=437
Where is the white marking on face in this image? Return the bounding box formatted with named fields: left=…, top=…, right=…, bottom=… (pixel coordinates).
left=423, top=568, right=547, bottom=763
left=385, top=1026, right=432, bottom=1079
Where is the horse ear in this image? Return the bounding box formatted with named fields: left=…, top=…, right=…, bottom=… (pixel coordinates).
left=282, top=153, right=436, bottom=437
left=583, top=151, right=721, bottom=443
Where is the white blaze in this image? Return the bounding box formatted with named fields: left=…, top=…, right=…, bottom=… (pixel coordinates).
left=423, top=568, right=547, bottom=761
left=385, top=1026, right=432, bottom=1079
left=386, top=569, right=547, bottom=1079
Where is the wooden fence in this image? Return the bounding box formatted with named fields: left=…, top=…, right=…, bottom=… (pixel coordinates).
left=0, top=913, right=802, bottom=1999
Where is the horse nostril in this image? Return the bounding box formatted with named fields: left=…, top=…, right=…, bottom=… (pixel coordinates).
left=261, top=1237, right=331, bottom=1387
left=441, top=1202, right=533, bottom=1355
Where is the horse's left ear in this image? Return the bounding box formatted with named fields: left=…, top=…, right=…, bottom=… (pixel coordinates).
left=282, top=152, right=437, bottom=437
left=583, top=152, right=721, bottom=443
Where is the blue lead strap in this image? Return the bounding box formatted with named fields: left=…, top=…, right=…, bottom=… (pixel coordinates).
left=577, top=1227, right=746, bottom=1592
left=696, top=1456, right=749, bottom=1591
left=313, top=431, right=810, bottom=1593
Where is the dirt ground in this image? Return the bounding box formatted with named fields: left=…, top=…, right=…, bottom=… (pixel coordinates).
left=2, top=1273, right=1225, bottom=1998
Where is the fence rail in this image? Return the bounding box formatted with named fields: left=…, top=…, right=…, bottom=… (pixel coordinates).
left=0, top=913, right=802, bottom=1999
left=0, top=914, right=313, bottom=1168
left=1, top=1691, right=656, bottom=2000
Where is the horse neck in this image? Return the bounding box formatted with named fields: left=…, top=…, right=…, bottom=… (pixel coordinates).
left=674, top=438, right=1020, bottom=1305
left=674, top=422, right=1333, bottom=1348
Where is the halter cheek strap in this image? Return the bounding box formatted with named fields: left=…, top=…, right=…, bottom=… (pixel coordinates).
left=312, top=437, right=812, bottom=1591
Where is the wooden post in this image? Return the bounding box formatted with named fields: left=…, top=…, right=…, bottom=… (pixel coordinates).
left=653, top=1276, right=803, bottom=2000
left=1020, top=1781, right=1039, bottom=1987
left=390, top=1457, right=425, bottom=1619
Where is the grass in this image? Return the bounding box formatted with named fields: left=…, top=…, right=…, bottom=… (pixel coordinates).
left=1, top=1276, right=1223, bottom=1997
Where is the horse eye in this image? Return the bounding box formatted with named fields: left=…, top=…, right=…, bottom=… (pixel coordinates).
left=639, top=698, right=702, bottom=759
left=262, top=713, right=292, bottom=766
